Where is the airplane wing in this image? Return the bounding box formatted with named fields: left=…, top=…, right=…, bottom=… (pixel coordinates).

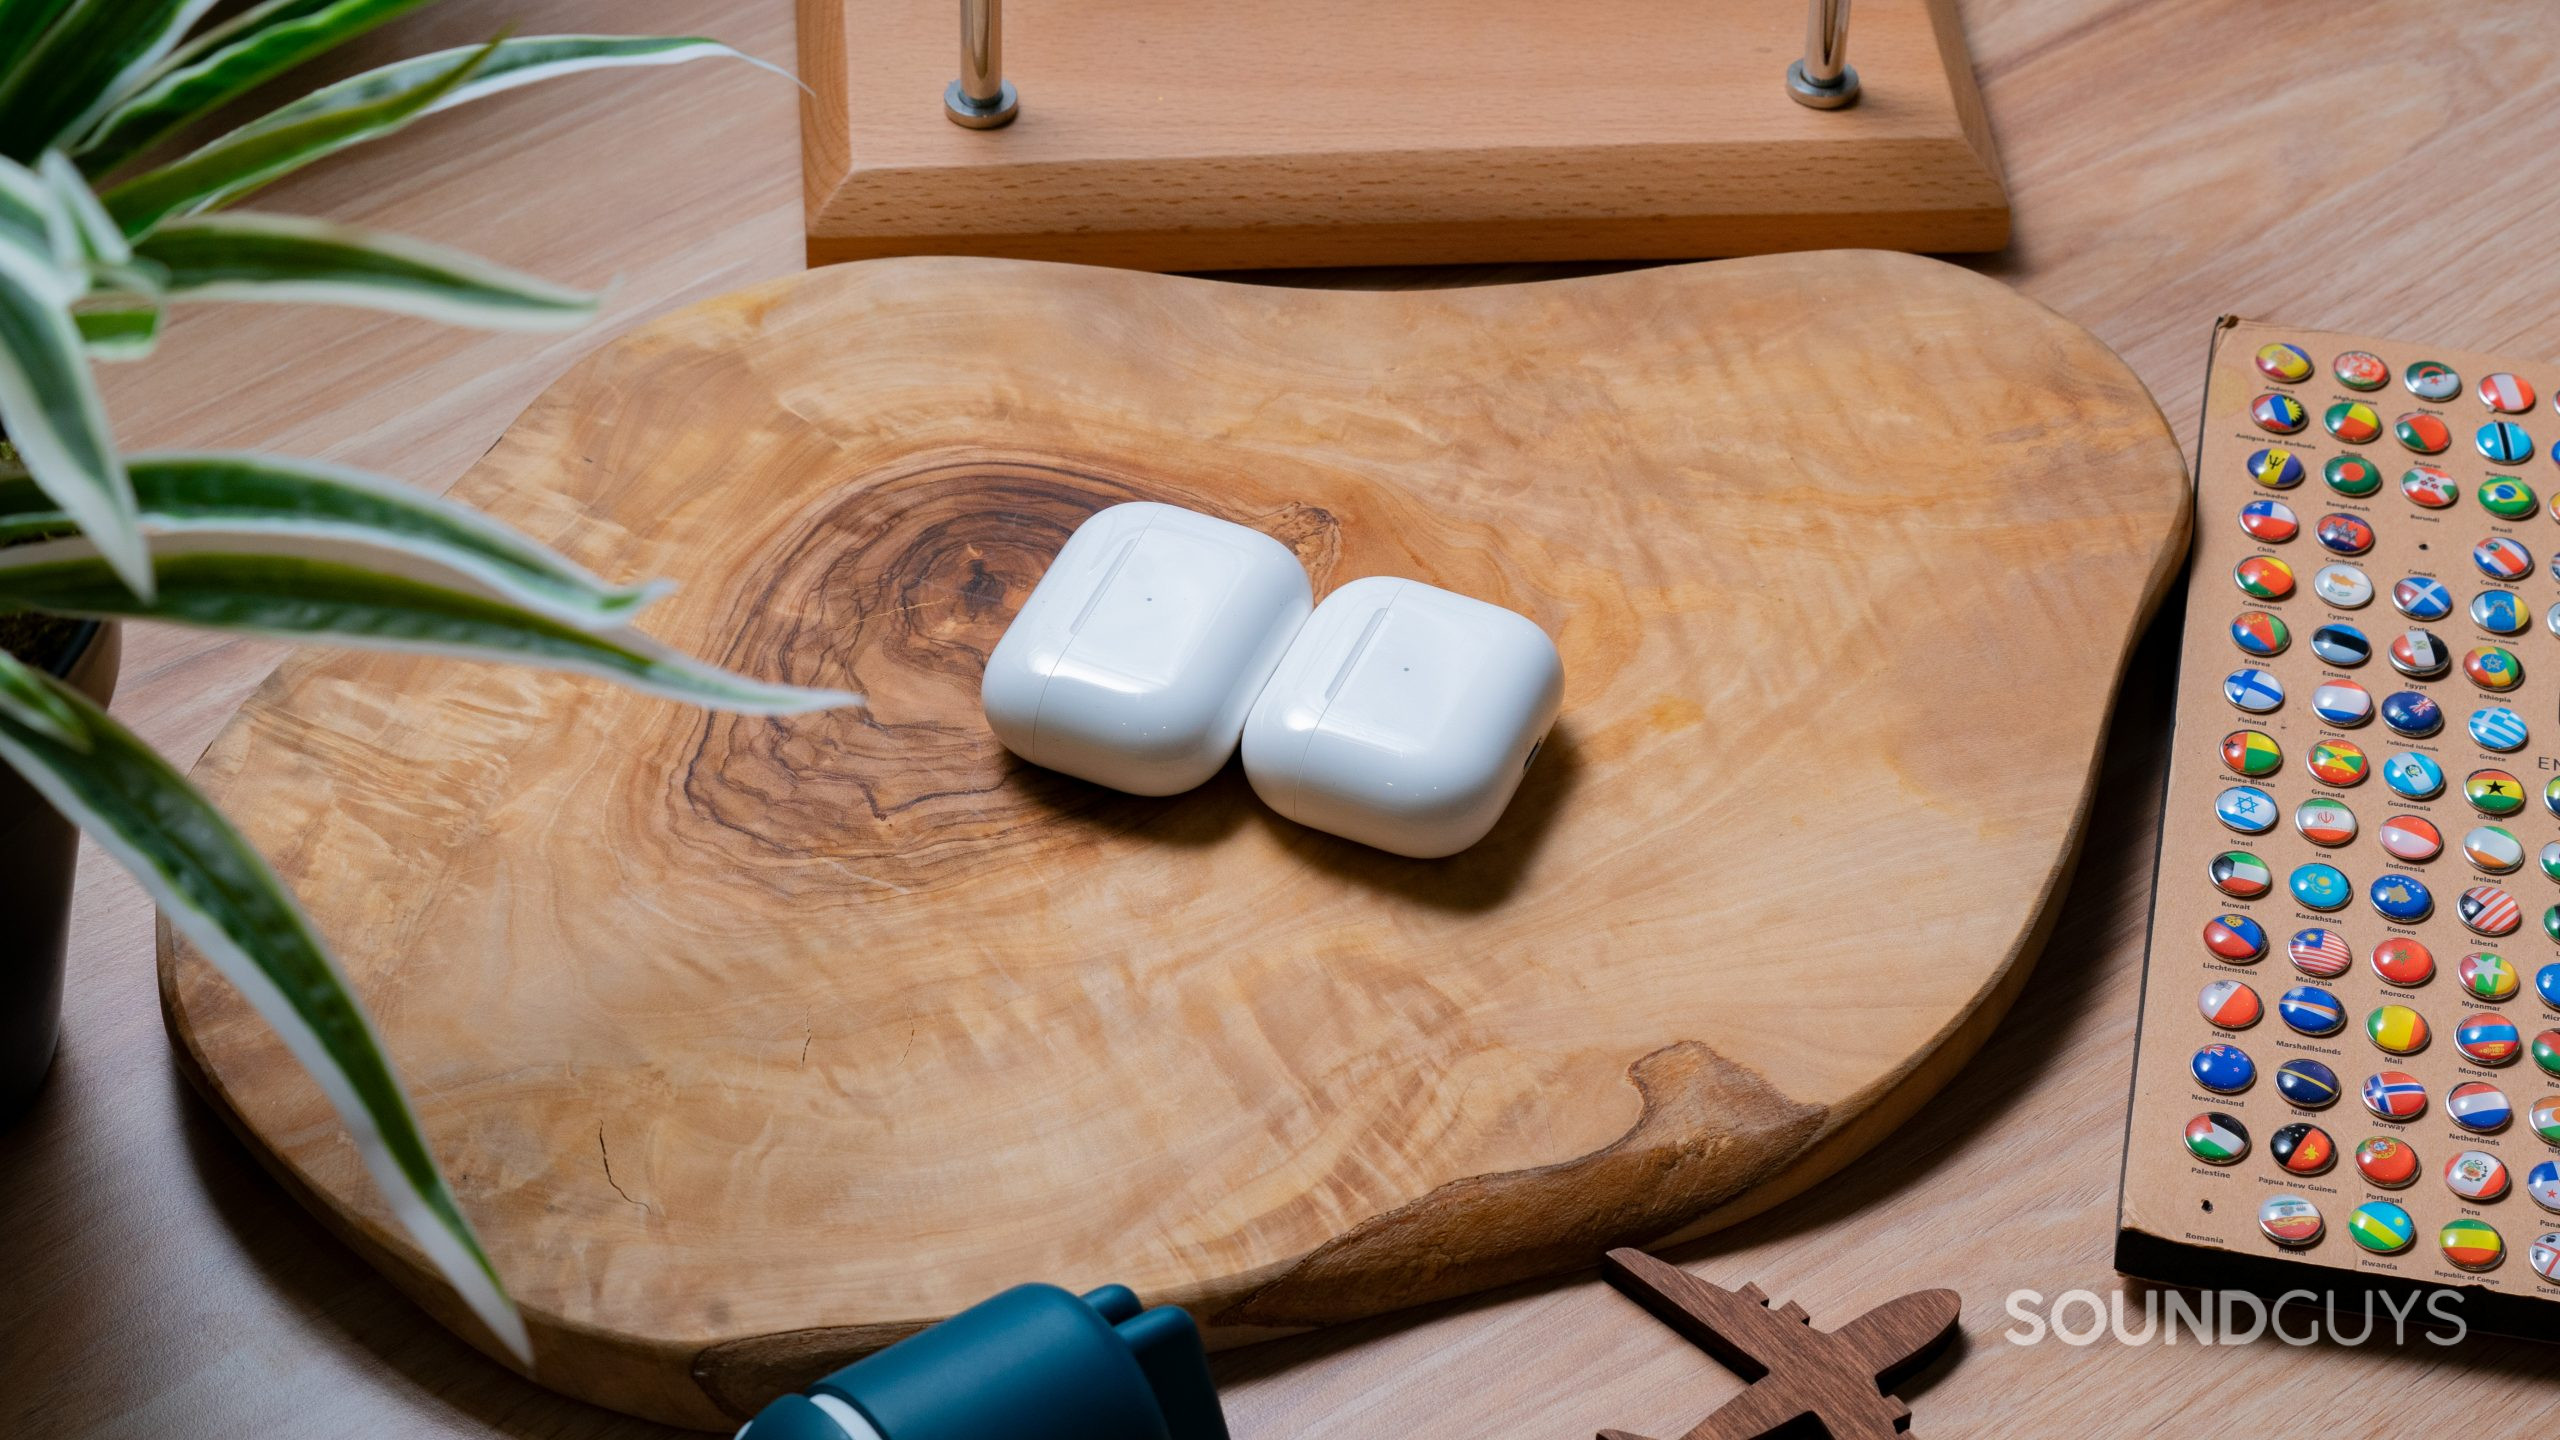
left=1601, top=1249, right=1800, bottom=1378
left=1823, top=1288, right=1961, bottom=1384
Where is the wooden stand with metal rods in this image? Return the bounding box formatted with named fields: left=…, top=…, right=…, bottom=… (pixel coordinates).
left=796, top=0, right=2008, bottom=270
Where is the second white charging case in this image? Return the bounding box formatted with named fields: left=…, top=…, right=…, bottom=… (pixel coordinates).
left=1240, top=576, right=1563, bottom=858
left=981, top=502, right=1313, bottom=795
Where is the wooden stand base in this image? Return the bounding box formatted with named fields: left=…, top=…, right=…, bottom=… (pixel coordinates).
left=797, top=0, right=2010, bottom=271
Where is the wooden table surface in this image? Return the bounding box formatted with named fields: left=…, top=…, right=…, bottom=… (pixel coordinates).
left=7, top=0, right=2558, bottom=1434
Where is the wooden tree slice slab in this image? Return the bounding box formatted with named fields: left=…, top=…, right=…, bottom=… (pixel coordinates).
left=159, top=252, right=2188, bottom=1429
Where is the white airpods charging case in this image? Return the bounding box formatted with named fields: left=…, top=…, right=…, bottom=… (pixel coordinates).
left=1241, top=576, right=1563, bottom=858
left=981, top=502, right=1313, bottom=796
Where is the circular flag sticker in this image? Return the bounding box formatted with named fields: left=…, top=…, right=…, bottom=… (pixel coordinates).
left=2532, top=1161, right=2560, bottom=1213
left=2479, top=475, right=2538, bottom=518
left=2305, top=738, right=2367, bottom=787
left=2455, top=1013, right=2523, bottom=1066
left=2193, top=1041, right=2257, bottom=1093
left=2316, top=512, right=2375, bottom=555
left=2279, top=985, right=2346, bottom=1036
left=2470, top=589, right=2528, bottom=635
left=2328, top=401, right=2383, bottom=444
left=2465, top=824, right=2525, bottom=873
left=2397, top=411, right=2453, bottom=454
left=2407, top=359, right=2463, bottom=402
left=2380, top=690, right=2442, bottom=737
left=2535, top=1029, right=2560, bottom=1078
left=2464, top=645, right=2524, bottom=691
left=2289, top=928, right=2353, bottom=978
left=2402, top=466, right=2460, bottom=509
left=2255, top=342, right=2314, bottom=383
left=2368, top=873, right=2432, bottom=923
left=2204, top=914, right=2267, bottom=962
left=2294, top=863, right=2354, bottom=912
left=2271, top=1122, right=2335, bottom=1175
left=2440, top=1218, right=2505, bottom=1272
left=2334, top=350, right=2389, bottom=390
left=2369, top=1003, right=2432, bottom=1054
left=2248, top=446, right=2307, bottom=487
left=2259, top=1195, right=2324, bottom=1248
left=2231, top=610, right=2289, bottom=656
left=2363, top=1069, right=2427, bottom=1120
left=2235, top=555, right=2295, bottom=599
left=2311, top=679, right=2372, bottom=725
left=2356, top=1137, right=2419, bottom=1190
left=2481, top=372, right=2538, bottom=413
left=2222, top=728, right=2281, bottom=777
left=2313, top=563, right=2374, bottom=607
left=2471, top=705, right=2529, bottom=752
left=2215, top=784, right=2278, bottom=834
left=2254, top=393, right=2309, bottom=433
left=2283, top=1055, right=2344, bottom=1112
left=2211, top=850, right=2273, bottom=899
left=2381, top=751, right=2444, bottom=799
left=2459, top=952, right=2519, bottom=1001
left=2201, top=979, right=2263, bottom=1030
left=2294, top=798, right=2357, bottom=847
left=2447, top=1150, right=2511, bottom=1202
left=2388, top=628, right=2449, bottom=679
left=2478, top=420, right=2534, bottom=464
left=2350, top=1201, right=2417, bottom=1255
left=2240, top=496, right=2299, bottom=541
left=2473, top=537, right=2533, bottom=582
left=2325, top=453, right=2384, bottom=495
left=2467, top=769, right=2526, bottom=816
left=2310, top=622, right=2370, bottom=666
left=2448, top=1080, right=2511, bottom=1132
left=2536, top=1235, right=2560, bottom=1282
left=2184, top=1111, right=2249, bottom=1165
left=2548, top=775, right=2560, bottom=818
left=2226, top=668, right=2284, bottom=713
left=2372, top=936, right=2435, bottom=987
left=2534, top=1095, right=2560, bottom=1144
left=2377, top=814, right=2443, bottom=863
left=2460, top=883, right=2523, bottom=936
left=2276, top=1057, right=2340, bottom=1107
left=2392, top=573, right=2452, bottom=617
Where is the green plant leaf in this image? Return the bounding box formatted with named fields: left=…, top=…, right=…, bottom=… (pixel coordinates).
left=100, top=39, right=491, bottom=237
left=0, top=0, right=224, bottom=163
left=0, top=452, right=664, bottom=623
left=0, top=645, right=528, bottom=1364
left=0, top=543, right=861, bottom=713
left=0, top=229, right=154, bottom=596
left=222, top=34, right=786, bottom=139
left=74, top=0, right=439, bottom=178
left=39, top=148, right=132, bottom=267
left=0, top=0, right=84, bottom=95
left=0, top=153, right=77, bottom=268
left=132, top=213, right=595, bottom=330
left=73, top=297, right=159, bottom=358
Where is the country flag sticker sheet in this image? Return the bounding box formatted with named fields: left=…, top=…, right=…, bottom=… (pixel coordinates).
left=2122, top=321, right=2560, bottom=1317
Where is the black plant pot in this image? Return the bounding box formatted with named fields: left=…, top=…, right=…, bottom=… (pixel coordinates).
left=1, top=620, right=119, bottom=1124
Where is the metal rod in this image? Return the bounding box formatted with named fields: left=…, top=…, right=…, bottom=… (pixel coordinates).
left=1786, top=0, right=1859, bottom=109
left=944, top=0, right=1019, bottom=128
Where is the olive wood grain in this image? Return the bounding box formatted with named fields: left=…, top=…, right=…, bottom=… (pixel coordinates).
left=157, top=250, right=2188, bottom=1428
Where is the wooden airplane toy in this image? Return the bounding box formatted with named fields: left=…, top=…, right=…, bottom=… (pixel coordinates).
left=1597, top=1248, right=1962, bottom=1440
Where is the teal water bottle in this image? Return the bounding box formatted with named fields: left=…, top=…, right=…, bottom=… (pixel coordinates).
left=737, top=1283, right=1229, bottom=1440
